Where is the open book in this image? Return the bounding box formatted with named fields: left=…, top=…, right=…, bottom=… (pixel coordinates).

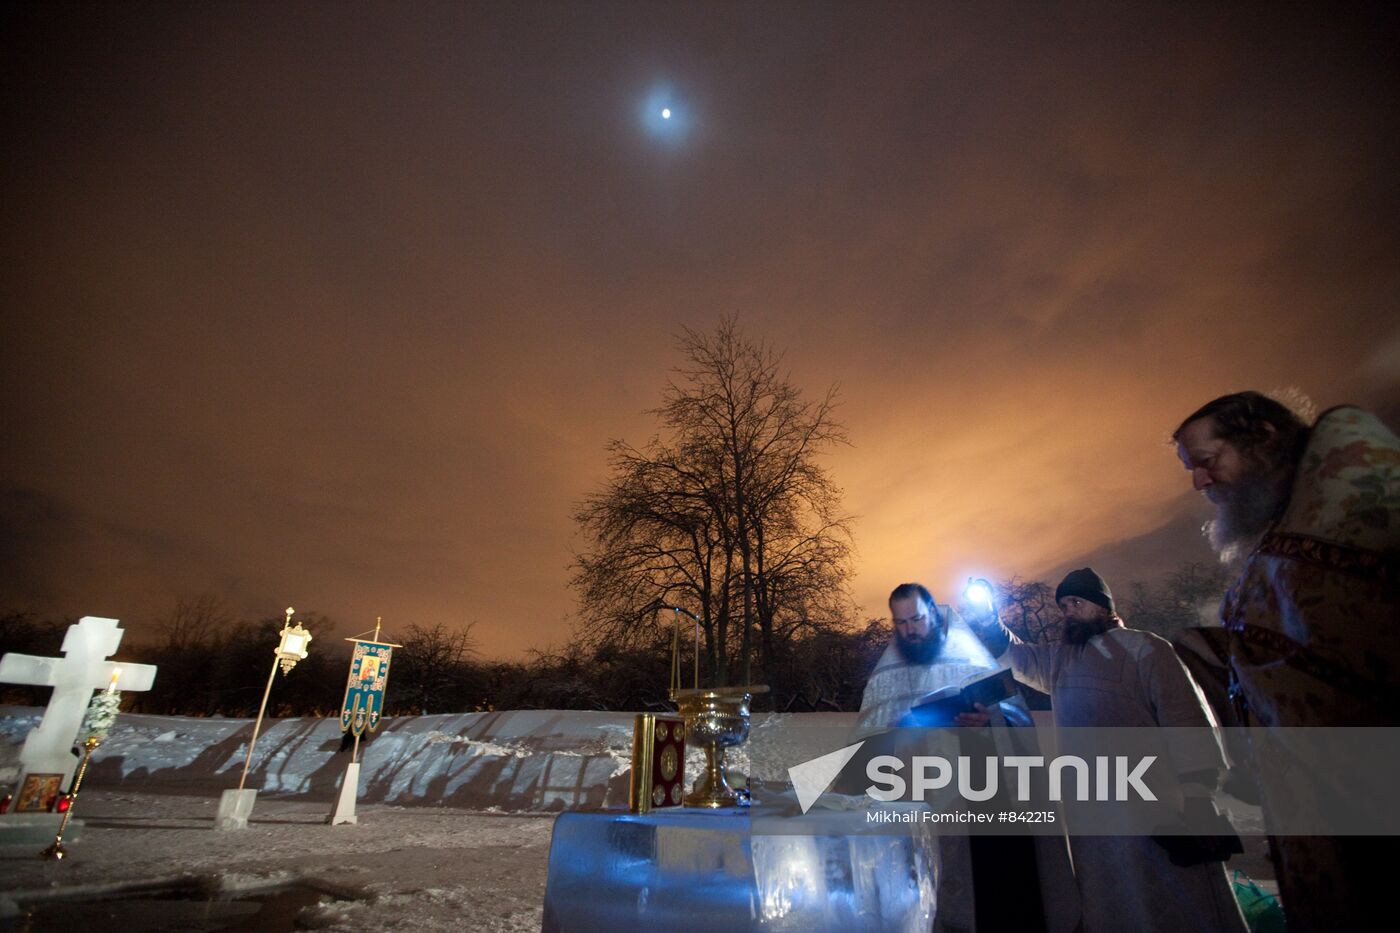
left=905, top=667, right=1018, bottom=727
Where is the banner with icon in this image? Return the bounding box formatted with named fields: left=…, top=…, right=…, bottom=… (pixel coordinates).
left=339, top=641, right=393, bottom=736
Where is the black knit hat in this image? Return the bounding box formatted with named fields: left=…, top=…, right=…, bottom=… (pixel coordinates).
left=1055, top=568, right=1115, bottom=614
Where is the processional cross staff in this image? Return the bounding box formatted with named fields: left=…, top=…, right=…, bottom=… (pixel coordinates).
left=237, top=607, right=313, bottom=791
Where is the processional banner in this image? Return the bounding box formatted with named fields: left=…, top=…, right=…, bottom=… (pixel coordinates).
left=340, top=641, right=393, bottom=736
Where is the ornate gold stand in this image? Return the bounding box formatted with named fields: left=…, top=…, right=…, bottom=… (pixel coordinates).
left=671, top=685, right=768, bottom=808
left=40, top=736, right=100, bottom=861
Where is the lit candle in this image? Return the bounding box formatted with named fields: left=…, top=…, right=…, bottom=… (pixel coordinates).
left=107, top=669, right=121, bottom=694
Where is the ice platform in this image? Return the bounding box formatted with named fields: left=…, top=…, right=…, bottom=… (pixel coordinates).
left=541, top=808, right=936, bottom=932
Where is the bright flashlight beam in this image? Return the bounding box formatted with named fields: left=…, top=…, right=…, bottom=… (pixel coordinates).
left=964, top=580, right=994, bottom=611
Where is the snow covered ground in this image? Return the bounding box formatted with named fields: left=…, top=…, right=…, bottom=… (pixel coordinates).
left=0, top=790, right=555, bottom=931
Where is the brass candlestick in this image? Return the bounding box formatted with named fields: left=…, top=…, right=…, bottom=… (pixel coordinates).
left=40, top=736, right=100, bottom=861
left=671, top=685, right=768, bottom=808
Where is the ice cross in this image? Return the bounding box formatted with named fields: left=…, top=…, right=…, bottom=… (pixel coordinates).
left=0, top=616, right=157, bottom=796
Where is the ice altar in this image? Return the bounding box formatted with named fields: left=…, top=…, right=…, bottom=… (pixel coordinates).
left=541, top=807, right=936, bottom=932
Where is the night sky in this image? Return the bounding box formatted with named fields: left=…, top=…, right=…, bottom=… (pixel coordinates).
left=3, top=2, right=1397, bottom=658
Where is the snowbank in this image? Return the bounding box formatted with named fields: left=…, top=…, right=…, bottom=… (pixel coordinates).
left=0, top=707, right=857, bottom=812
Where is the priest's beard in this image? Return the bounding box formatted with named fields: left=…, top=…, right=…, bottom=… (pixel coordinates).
left=1204, top=458, right=1292, bottom=564
left=895, top=624, right=947, bottom=665
left=1065, top=613, right=1118, bottom=646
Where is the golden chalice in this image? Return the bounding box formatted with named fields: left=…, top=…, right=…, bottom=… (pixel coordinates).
left=671, top=685, right=769, bottom=808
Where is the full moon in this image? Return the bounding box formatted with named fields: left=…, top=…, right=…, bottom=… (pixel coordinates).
left=661, top=108, right=672, bottom=119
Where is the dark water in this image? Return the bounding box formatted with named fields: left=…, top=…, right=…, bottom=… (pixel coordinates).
left=3, top=885, right=330, bottom=932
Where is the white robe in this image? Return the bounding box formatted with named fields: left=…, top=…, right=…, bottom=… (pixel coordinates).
left=855, top=605, right=1006, bottom=737
left=855, top=605, right=1080, bottom=933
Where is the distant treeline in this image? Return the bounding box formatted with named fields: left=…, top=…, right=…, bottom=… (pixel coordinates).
left=0, top=562, right=1225, bottom=717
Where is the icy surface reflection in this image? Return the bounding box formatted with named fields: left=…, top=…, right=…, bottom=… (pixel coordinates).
left=751, top=833, right=934, bottom=931
left=542, top=809, right=936, bottom=932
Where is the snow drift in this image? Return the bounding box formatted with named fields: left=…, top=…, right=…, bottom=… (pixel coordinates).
left=0, top=706, right=857, bottom=812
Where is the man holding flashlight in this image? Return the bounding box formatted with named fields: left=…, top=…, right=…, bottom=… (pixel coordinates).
left=966, top=568, right=1246, bottom=933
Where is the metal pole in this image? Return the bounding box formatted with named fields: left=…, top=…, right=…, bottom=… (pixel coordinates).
left=40, top=738, right=99, bottom=860
left=238, top=653, right=282, bottom=791
left=664, top=605, right=704, bottom=691
left=669, top=609, right=681, bottom=695
left=351, top=730, right=361, bottom=765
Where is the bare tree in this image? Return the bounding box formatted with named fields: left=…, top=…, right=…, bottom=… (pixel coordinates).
left=143, top=594, right=235, bottom=714
left=0, top=611, right=67, bottom=705
left=995, top=578, right=1062, bottom=645
left=389, top=623, right=478, bottom=715
left=139, top=599, right=346, bottom=716
left=1123, top=562, right=1229, bottom=640
left=771, top=619, right=889, bottom=712
left=159, top=593, right=233, bottom=653
left=572, top=317, right=855, bottom=694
